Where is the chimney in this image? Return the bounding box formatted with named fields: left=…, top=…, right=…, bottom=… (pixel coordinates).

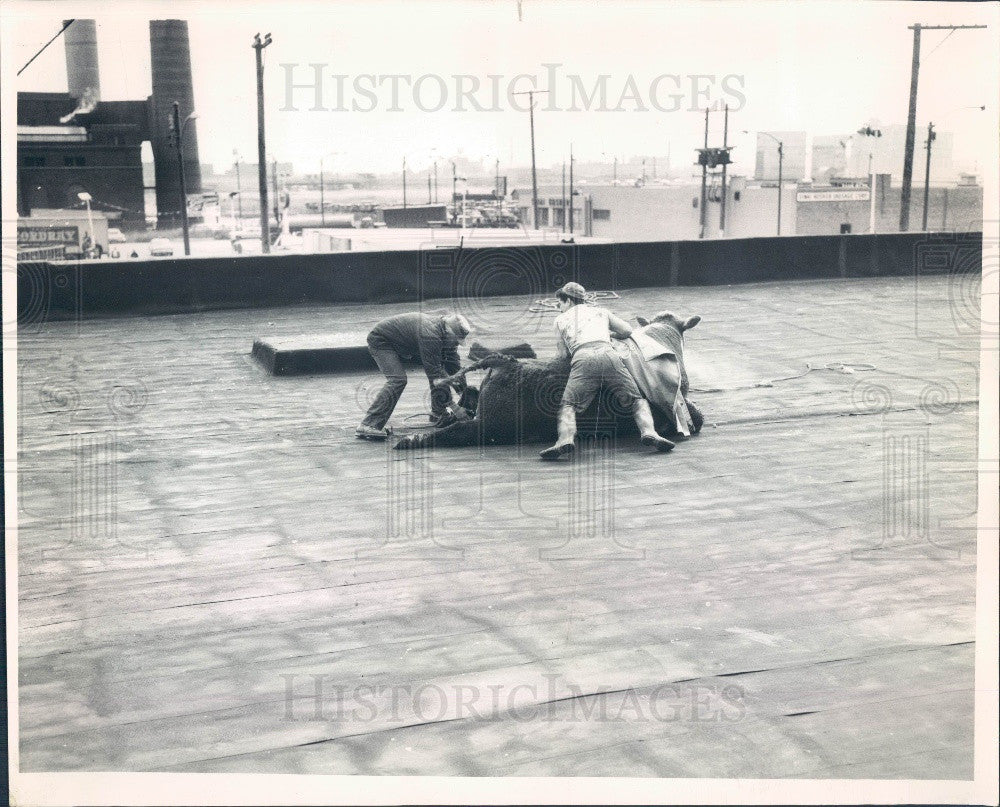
left=149, top=19, right=202, bottom=227
left=63, top=19, right=100, bottom=113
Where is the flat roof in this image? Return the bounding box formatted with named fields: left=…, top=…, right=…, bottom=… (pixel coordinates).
left=17, top=124, right=88, bottom=142
left=15, top=275, right=979, bottom=777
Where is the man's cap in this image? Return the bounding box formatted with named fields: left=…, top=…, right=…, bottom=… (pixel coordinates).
left=557, top=281, right=587, bottom=302
left=443, top=313, right=472, bottom=339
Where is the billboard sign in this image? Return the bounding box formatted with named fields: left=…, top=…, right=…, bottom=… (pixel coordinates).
left=797, top=190, right=870, bottom=202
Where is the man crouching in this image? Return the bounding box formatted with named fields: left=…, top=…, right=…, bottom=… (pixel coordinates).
left=356, top=311, right=472, bottom=440
left=541, top=282, right=674, bottom=460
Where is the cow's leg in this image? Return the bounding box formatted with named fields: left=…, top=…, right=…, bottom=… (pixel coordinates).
left=392, top=419, right=482, bottom=450
left=686, top=400, right=704, bottom=434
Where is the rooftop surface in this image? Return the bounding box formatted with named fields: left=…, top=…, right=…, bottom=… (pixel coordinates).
left=16, top=274, right=981, bottom=777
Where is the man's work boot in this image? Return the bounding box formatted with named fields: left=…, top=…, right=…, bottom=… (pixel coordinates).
left=355, top=424, right=389, bottom=441
left=540, top=442, right=575, bottom=460
left=540, top=405, right=578, bottom=460
left=632, top=399, right=674, bottom=453
left=640, top=433, right=675, bottom=452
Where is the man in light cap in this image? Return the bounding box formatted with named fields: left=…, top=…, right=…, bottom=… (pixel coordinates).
left=356, top=311, right=472, bottom=439
left=541, top=282, right=674, bottom=459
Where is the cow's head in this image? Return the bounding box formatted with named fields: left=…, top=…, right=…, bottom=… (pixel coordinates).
left=635, top=311, right=700, bottom=397
left=635, top=311, right=701, bottom=332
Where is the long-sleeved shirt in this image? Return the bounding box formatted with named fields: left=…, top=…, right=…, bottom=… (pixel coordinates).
left=368, top=313, right=462, bottom=379
left=554, top=305, right=633, bottom=358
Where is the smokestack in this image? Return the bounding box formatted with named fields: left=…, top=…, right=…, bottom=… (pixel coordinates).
left=149, top=19, right=202, bottom=227
left=64, top=19, right=100, bottom=102
left=61, top=19, right=101, bottom=121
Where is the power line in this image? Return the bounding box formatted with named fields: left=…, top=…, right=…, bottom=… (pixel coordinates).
left=17, top=19, right=75, bottom=77
left=924, top=28, right=957, bottom=58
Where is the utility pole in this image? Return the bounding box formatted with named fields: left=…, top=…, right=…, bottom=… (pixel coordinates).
left=900, top=23, right=986, bottom=231
left=271, top=159, right=279, bottom=230
left=252, top=32, right=272, bottom=253
left=433, top=160, right=438, bottom=203
left=233, top=150, right=243, bottom=228
left=776, top=141, right=783, bottom=235
left=451, top=162, right=457, bottom=224
left=319, top=157, right=325, bottom=226
left=569, top=145, right=575, bottom=234
left=869, top=153, right=876, bottom=234
left=171, top=102, right=191, bottom=256
left=922, top=121, right=936, bottom=231
left=512, top=88, right=549, bottom=229
left=699, top=108, right=708, bottom=239
left=427, top=170, right=432, bottom=205
left=402, top=157, right=407, bottom=208
left=561, top=161, right=566, bottom=232
left=719, top=104, right=728, bottom=236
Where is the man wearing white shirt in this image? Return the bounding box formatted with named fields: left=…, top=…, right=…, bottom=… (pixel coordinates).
left=541, top=282, right=675, bottom=460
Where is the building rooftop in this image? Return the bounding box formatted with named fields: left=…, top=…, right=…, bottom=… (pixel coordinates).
left=16, top=274, right=979, bottom=776
left=16, top=125, right=88, bottom=142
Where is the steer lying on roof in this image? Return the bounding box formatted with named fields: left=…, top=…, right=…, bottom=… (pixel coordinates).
left=393, top=311, right=703, bottom=451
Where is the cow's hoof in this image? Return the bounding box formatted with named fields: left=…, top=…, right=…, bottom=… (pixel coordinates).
left=641, top=434, right=675, bottom=453
left=540, top=442, right=575, bottom=461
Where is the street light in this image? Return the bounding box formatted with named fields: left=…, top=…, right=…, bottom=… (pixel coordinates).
left=746, top=130, right=784, bottom=235
left=77, top=191, right=95, bottom=256
left=857, top=126, right=883, bottom=233
left=171, top=101, right=197, bottom=256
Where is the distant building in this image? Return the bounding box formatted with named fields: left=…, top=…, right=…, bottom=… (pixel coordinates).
left=17, top=94, right=148, bottom=225
left=756, top=132, right=807, bottom=181
left=224, top=161, right=294, bottom=177
left=514, top=175, right=982, bottom=240
left=844, top=123, right=955, bottom=184
left=811, top=135, right=850, bottom=183
left=513, top=181, right=798, bottom=240
left=16, top=19, right=203, bottom=229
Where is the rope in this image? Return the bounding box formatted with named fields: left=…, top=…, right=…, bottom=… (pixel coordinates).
left=529, top=290, right=621, bottom=313
left=690, top=362, right=877, bottom=393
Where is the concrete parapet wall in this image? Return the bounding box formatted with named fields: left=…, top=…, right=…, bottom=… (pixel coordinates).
left=16, top=231, right=983, bottom=322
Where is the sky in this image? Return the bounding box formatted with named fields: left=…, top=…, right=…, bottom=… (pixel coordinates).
left=6, top=0, right=998, bottom=177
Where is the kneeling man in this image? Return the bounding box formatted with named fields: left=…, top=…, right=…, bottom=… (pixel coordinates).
left=356, top=311, right=472, bottom=439
left=542, top=283, right=674, bottom=460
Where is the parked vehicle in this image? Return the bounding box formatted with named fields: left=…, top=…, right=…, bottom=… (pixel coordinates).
left=149, top=237, right=174, bottom=257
